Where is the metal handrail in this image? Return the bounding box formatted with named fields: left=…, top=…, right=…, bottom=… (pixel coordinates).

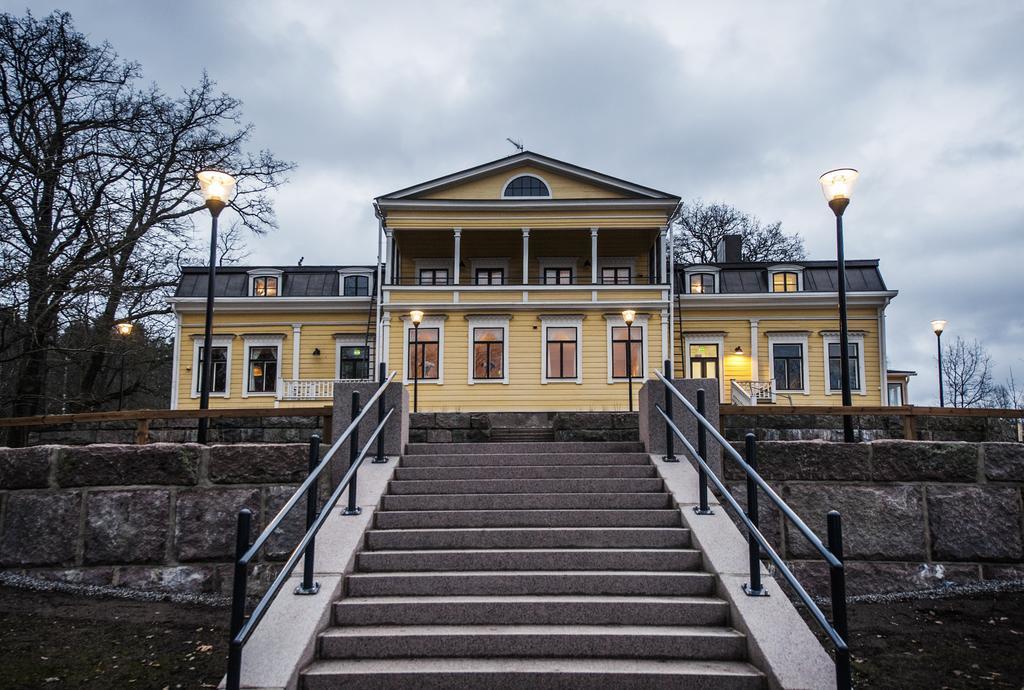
left=656, top=370, right=839, bottom=568
left=238, top=371, right=396, bottom=566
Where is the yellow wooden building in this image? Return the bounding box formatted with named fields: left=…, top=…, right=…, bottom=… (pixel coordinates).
left=168, top=152, right=898, bottom=411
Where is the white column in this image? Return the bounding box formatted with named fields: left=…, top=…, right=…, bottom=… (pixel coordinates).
left=878, top=304, right=889, bottom=405
left=660, top=309, right=669, bottom=372
left=292, top=324, right=302, bottom=379
left=384, top=228, right=394, bottom=285
left=659, top=227, right=668, bottom=284
left=749, top=319, right=759, bottom=380
left=590, top=227, right=599, bottom=284
left=453, top=228, right=461, bottom=285
left=381, top=313, right=392, bottom=377
left=521, top=228, right=530, bottom=285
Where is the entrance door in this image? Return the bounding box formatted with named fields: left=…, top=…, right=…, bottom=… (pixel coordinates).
left=689, top=344, right=720, bottom=379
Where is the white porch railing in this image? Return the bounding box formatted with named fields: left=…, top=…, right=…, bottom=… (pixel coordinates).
left=730, top=379, right=776, bottom=405
left=277, top=378, right=372, bottom=401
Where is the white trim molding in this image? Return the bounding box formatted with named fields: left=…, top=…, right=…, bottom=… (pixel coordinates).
left=466, top=315, right=511, bottom=385
left=767, top=331, right=811, bottom=396
left=820, top=331, right=867, bottom=396
left=189, top=334, right=234, bottom=399
left=171, top=313, right=182, bottom=409
left=767, top=264, right=804, bottom=293
left=683, top=265, right=721, bottom=294
left=539, top=314, right=584, bottom=384
left=402, top=315, right=445, bottom=385
left=241, top=334, right=285, bottom=398
left=604, top=313, right=650, bottom=384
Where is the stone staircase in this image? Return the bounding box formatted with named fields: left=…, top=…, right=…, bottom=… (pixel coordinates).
left=301, top=440, right=766, bottom=689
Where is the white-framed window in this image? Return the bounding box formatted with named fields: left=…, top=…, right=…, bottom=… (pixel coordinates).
left=537, top=257, right=579, bottom=285
left=413, top=259, right=454, bottom=286
left=821, top=331, right=866, bottom=395
left=501, top=173, right=552, bottom=198
left=241, top=335, right=284, bottom=397
left=768, top=332, right=810, bottom=395
left=683, top=266, right=720, bottom=294
left=682, top=332, right=725, bottom=398
left=190, top=335, right=233, bottom=398
left=403, top=315, right=445, bottom=385
left=597, top=257, right=637, bottom=285
left=768, top=265, right=804, bottom=293
left=335, top=334, right=373, bottom=380
left=540, top=315, right=583, bottom=384
left=247, top=269, right=283, bottom=297
left=605, top=313, right=649, bottom=383
left=469, top=258, right=510, bottom=286
left=466, top=315, right=510, bottom=384
left=342, top=274, right=370, bottom=296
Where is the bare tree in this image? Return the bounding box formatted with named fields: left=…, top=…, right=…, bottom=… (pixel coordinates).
left=941, top=336, right=996, bottom=408
left=672, top=200, right=806, bottom=264
left=0, top=11, right=293, bottom=426
left=991, top=367, right=1024, bottom=411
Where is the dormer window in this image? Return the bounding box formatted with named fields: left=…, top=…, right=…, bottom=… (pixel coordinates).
left=689, top=273, right=715, bottom=294
left=343, top=274, right=370, bottom=296
left=253, top=276, right=278, bottom=297
left=768, top=266, right=803, bottom=293
left=503, top=175, right=550, bottom=198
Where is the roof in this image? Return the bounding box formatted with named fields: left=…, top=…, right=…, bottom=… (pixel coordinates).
left=174, top=265, right=375, bottom=298
left=377, top=150, right=680, bottom=201
left=675, top=260, right=888, bottom=293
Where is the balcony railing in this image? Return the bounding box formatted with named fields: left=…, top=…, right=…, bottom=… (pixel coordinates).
left=278, top=378, right=372, bottom=401
left=731, top=379, right=776, bottom=405
left=388, top=275, right=664, bottom=286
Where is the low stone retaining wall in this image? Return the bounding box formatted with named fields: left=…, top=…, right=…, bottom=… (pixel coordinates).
left=409, top=411, right=639, bottom=443
left=0, top=444, right=309, bottom=595
left=723, top=412, right=1020, bottom=442
left=722, top=440, right=1024, bottom=596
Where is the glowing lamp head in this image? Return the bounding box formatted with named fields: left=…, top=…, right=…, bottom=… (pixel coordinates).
left=410, top=310, right=424, bottom=326
left=734, top=346, right=744, bottom=355
left=197, top=169, right=236, bottom=207
left=114, top=322, right=134, bottom=337
left=621, top=309, right=636, bottom=325
left=931, top=319, right=947, bottom=336
left=819, top=168, right=859, bottom=203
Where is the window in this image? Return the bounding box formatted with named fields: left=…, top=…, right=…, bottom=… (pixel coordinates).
left=772, top=272, right=799, bottom=293
left=888, top=382, right=904, bottom=406
left=828, top=342, right=861, bottom=391
left=773, top=344, right=804, bottom=391
left=545, top=327, right=577, bottom=379
left=689, top=273, right=715, bottom=294
left=689, top=344, right=719, bottom=379
left=196, top=346, right=228, bottom=393
left=601, top=267, right=631, bottom=285
left=543, top=267, right=573, bottom=285
left=503, top=175, right=549, bottom=197
left=247, top=346, right=278, bottom=393
left=611, top=326, right=643, bottom=378
left=253, top=276, right=278, bottom=297
left=475, top=268, right=504, bottom=285
left=418, top=268, right=449, bottom=286
left=472, top=328, right=504, bottom=380
left=343, top=275, right=369, bottom=296
left=339, top=346, right=370, bottom=379
left=408, top=327, right=439, bottom=380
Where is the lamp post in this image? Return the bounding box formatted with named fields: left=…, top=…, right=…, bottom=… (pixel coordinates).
left=196, top=170, right=236, bottom=444
left=819, top=168, right=860, bottom=443
left=410, top=310, right=424, bottom=413
left=114, top=322, right=134, bottom=411
left=622, top=309, right=637, bottom=412
left=931, top=320, right=947, bottom=407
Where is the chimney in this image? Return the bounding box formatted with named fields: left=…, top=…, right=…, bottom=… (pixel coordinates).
left=715, top=234, right=743, bottom=263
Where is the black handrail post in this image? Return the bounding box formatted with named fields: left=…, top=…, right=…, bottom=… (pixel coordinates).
left=343, top=391, right=362, bottom=516
left=662, top=359, right=677, bottom=462
left=295, top=435, right=321, bottom=595
left=373, top=362, right=387, bottom=463
left=694, top=388, right=713, bottom=515
left=828, top=510, right=852, bottom=690
left=742, top=434, right=768, bottom=596
left=226, top=508, right=252, bottom=690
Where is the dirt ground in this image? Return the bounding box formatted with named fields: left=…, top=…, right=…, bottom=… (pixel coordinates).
left=0, top=585, right=1022, bottom=688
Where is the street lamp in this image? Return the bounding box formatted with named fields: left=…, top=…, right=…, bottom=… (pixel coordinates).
left=410, top=310, right=424, bottom=413
left=114, top=322, right=134, bottom=411
left=931, top=319, right=947, bottom=407
left=819, top=167, right=860, bottom=443
left=196, top=169, right=236, bottom=443
left=622, top=309, right=637, bottom=412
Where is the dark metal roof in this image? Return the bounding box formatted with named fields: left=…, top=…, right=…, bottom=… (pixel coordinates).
left=675, top=260, right=888, bottom=293
left=175, top=265, right=376, bottom=298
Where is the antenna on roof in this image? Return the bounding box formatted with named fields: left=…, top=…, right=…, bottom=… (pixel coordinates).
left=506, top=137, right=524, bottom=153
left=297, top=256, right=304, bottom=266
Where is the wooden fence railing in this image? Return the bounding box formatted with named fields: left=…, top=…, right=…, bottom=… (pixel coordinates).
left=721, top=404, right=1024, bottom=441
left=0, top=406, right=335, bottom=445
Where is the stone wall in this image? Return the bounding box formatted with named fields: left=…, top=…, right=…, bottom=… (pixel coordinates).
left=721, top=440, right=1024, bottom=596
left=0, top=444, right=310, bottom=595
left=723, top=412, right=1020, bottom=442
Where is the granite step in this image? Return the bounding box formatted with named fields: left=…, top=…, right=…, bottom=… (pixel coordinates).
left=394, top=464, right=656, bottom=480
left=405, top=441, right=645, bottom=455
left=387, top=478, right=664, bottom=495
left=380, top=492, right=673, bottom=512
left=374, top=509, right=682, bottom=529
left=356, top=548, right=702, bottom=573
left=364, top=527, right=690, bottom=551
left=400, top=452, right=652, bottom=467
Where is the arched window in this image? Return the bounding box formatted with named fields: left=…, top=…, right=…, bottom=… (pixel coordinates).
left=503, top=175, right=550, bottom=197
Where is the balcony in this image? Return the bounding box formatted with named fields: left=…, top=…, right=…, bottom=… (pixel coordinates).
left=278, top=378, right=372, bottom=401
left=730, top=379, right=776, bottom=405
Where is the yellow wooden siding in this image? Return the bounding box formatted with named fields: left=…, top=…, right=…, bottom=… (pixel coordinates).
left=458, top=292, right=524, bottom=303
left=389, top=291, right=455, bottom=304
left=418, top=166, right=630, bottom=200
left=385, top=209, right=671, bottom=230
left=596, top=289, right=665, bottom=302
left=389, top=310, right=664, bottom=412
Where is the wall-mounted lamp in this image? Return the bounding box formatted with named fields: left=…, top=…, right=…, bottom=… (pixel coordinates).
left=312, top=348, right=321, bottom=356
left=734, top=346, right=744, bottom=355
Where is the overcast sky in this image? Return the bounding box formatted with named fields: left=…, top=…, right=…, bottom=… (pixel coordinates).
left=13, top=0, right=1024, bottom=404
